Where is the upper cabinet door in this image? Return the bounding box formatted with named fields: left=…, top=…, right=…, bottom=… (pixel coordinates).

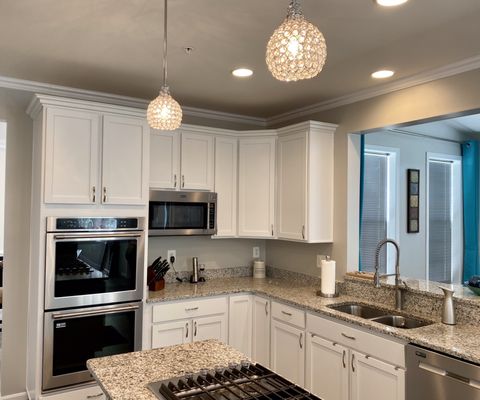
left=44, top=107, right=100, bottom=204
left=180, top=131, right=214, bottom=191
left=214, top=136, right=238, bottom=237
left=101, top=115, right=149, bottom=205
left=277, top=132, right=307, bottom=241
left=150, top=131, right=180, bottom=190
left=238, top=137, right=276, bottom=238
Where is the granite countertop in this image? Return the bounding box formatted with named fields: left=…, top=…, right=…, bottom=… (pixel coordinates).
left=148, top=277, right=480, bottom=365
left=87, top=340, right=247, bottom=400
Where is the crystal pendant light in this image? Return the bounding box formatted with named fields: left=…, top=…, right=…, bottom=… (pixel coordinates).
left=266, top=0, right=327, bottom=82
left=147, top=0, right=182, bottom=130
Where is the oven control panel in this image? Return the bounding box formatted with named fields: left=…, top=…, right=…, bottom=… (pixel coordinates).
left=51, top=217, right=143, bottom=231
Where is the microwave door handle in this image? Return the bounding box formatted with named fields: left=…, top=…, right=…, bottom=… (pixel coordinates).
left=53, top=232, right=142, bottom=240
left=52, top=304, right=140, bottom=320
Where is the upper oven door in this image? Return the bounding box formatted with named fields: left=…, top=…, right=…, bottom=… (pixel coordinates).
left=45, top=231, right=145, bottom=310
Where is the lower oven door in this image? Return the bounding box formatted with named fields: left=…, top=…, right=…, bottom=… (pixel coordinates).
left=43, top=302, right=142, bottom=391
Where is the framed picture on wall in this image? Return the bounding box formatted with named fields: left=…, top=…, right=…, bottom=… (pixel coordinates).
left=407, top=169, right=420, bottom=233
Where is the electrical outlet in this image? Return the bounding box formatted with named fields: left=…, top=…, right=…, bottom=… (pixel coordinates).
left=253, top=246, right=260, bottom=258
left=167, top=250, right=176, bottom=263
left=317, top=254, right=327, bottom=268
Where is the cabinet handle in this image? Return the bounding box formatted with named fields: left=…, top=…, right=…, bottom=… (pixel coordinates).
left=185, top=322, right=189, bottom=338
left=302, top=225, right=305, bottom=239
left=271, top=224, right=274, bottom=236
left=185, top=307, right=199, bottom=312
left=103, top=187, right=107, bottom=203
left=182, top=175, right=185, bottom=188
left=265, top=302, right=268, bottom=316
left=174, top=174, right=177, bottom=188
left=341, top=332, right=356, bottom=341
left=342, top=350, right=346, bottom=368
left=351, top=353, right=355, bottom=372
left=92, top=186, right=96, bottom=202
left=299, top=332, right=303, bottom=349
left=194, top=321, right=197, bottom=337
left=87, top=393, right=104, bottom=399
left=281, top=310, right=292, bottom=316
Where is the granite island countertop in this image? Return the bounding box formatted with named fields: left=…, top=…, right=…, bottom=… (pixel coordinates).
left=147, top=277, right=480, bottom=365
left=87, top=340, right=247, bottom=400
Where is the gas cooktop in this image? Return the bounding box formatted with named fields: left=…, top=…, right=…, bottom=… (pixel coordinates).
left=148, top=362, right=321, bottom=400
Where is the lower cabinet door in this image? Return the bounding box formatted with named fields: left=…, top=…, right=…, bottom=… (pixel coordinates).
left=152, top=320, right=191, bottom=349
left=228, top=295, right=253, bottom=358
left=193, top=315, right=227, bottom=343
left=271, top=319, right=305, bottom=386
left=350, top=350, right=405, bottom=400
left=252, top=296, right=271, bottom=367
left=306, top=333, right=349, bottom=400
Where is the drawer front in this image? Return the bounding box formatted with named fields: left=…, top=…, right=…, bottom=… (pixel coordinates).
left=272, top=301, right=305, bottom=329
left=39, top=384, right=105, bottom=399
left=152, top=296, right=228, bottom=323
left=307, top=312, right=405, bottom=368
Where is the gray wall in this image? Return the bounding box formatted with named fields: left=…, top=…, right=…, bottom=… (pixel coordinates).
left=148, top=236, right=266, bottom=271
left=0, top=88, right=33, bottom=396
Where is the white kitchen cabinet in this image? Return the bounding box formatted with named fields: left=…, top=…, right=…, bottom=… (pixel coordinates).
left=228, top=295, right=252, bottom=357
left=193, top=315, right=227, bottom=342
left=306, top=313, right=406, bottom=400
left=306, top=333, right=349, bottom=400
left=150, top=130, right=180, bottom=190
left=44, top=107, right=100, bottom=204
left=102, top=114, right=149, bottom=205
left=181, top=131, right=214, bottom=191
left=152, top=320, right=191, bottom=349
left=43, top=105, right=149, bottom=206
left=271, top=319, right=305, bottom=386
left=238, top=136, right=276, bottom=238
left=252, top=296, right=270, bottom=367
left=214, top=136, right=238, bottom=237
left=350, top=350, right=405, bottom=400
left=276, top=122, right=336, bottom=242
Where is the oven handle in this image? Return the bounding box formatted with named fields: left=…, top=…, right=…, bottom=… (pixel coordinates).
left=51, top=304, right=140, bottom=320
left=53, top=232, right=143, bottom=240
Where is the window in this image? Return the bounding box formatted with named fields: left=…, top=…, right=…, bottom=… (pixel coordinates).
left=427, top=154, right=463, bottom=283
left=360, top=147, right=398, bottom=273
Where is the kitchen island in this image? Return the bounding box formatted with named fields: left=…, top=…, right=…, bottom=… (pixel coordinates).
left=87, top=340, right=247, bottom=400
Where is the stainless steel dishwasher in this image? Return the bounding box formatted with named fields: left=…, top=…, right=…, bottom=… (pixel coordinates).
left=406, top=344, right=480, bottom=400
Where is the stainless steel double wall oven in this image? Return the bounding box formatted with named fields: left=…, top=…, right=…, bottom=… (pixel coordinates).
left=43, top=217, right=145, bottom=391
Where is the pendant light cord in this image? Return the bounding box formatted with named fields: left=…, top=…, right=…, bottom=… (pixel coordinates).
left=162, top=0, right=168, bottom=88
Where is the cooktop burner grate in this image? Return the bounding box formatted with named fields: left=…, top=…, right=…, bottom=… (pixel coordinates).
left=148, top=363, right=321, bottom=400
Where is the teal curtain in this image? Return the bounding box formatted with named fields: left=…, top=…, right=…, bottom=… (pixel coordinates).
left=359, top=134, right=365, bottom=270
left=462, top=140, right=480, bottom=282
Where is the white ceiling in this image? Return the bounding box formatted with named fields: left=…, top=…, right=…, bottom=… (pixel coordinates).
left=1, top=0, right=480, bottom=117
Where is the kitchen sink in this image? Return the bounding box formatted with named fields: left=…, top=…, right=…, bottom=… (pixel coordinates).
left=328, top=303, right=434, bottom=329
left=328, top=303, right=387, bottom=319
left=370, top=315, right=432, bottom=329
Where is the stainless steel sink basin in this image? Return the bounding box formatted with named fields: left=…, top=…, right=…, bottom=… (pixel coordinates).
left=328, top=303, right=388, bottom=319
left=328, top=303, right=434, bottom=329
left=370, top=315, right=432, bottom=329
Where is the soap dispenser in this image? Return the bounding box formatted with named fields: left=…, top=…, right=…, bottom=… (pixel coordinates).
left=440, top=287, right=456, bottom=325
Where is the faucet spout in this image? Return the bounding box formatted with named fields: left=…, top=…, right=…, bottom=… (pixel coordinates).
left=373, top=239, right=403, bottom=310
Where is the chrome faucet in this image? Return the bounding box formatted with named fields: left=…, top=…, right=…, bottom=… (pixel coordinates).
left=374, top=238, right=404, bottom=311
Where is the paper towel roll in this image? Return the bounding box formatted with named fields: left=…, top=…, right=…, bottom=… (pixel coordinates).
left=321, top=260, right=336, bottom=295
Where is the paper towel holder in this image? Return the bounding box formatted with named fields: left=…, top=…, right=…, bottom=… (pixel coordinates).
left=316, top=288, right=339, bottom=298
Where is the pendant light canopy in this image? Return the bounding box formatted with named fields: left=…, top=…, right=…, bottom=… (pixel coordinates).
left=147, top=0, right=182, bottom=130
left=266, top=0, right=327, bottom=82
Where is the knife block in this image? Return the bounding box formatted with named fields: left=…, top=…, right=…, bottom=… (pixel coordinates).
left=147, top=266, right=165, bottom=291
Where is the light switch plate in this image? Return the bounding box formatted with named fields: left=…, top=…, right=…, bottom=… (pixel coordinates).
left=253, top=246, right=260, bottom=258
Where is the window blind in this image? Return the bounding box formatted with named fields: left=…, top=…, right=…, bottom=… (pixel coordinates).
left=428, top=160, right=452, bottom=283
left=360, top=153, right=388, bottom=273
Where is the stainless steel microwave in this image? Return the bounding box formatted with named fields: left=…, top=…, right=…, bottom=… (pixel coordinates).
left=149, top=190, right=217, bottom=236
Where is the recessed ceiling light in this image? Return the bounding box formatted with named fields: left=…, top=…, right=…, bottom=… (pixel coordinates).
left=375, top=0, right=408, bottom=6
left=371, top=70, right=395, bottom=79
left=232, top=68, right=253, bottom=78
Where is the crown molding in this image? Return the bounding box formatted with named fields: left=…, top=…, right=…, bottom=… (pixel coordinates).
left=267, top=54, right=480, bottom=126
left=0, top=75, right=267, bottom=127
